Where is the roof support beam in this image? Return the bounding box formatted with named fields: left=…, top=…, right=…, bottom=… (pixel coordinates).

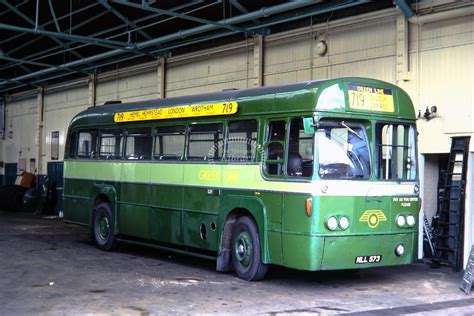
left=35, top=0, right=39, bottom=30
left=0, top=1, right=205, bottom=72
left=0, top=0, right=84, bottom=59
left=0, top=0, right=28, bottom=16
left=394, top=0, right=415, bottom=19
left=111, top=0, right=252, bottom=35
left=0, top=2, right=98, bottom=46
left=99, top=0, right=152, bottom=40
left=0, top=1, right=326, bottom=92
left=3, top=9, right=109, bottom=64
left=47, top=0, right=62, bottom=32
left=229, top=0, right=259, bottom=25
left=0, top=49, right=32, bottom=74
left=0, top=23, right=135, bottom=51
left=0, top=50, right=86, bottom=75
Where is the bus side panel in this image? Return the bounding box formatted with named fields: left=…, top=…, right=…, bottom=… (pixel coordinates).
left=63, top=178, right=91, bottom=225
left=281, top=192, right=316, bottom=269
left=149, top=163, right=184, bottom=245
left=182, top=186, right=220, bottom=251
left=149, top=184, right=184, bottom=245
left=118, top=183, right=150, bottom=239
left=182, top=164, right=222, bottom=251
left=63, top=161, right=93, bottom=225
left=119, top=163, right=151, bottom=240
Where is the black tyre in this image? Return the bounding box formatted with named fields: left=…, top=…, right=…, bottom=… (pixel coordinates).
left=93, top=202, right=117, bottom=251
left=231, top=216, right=268, bottom=281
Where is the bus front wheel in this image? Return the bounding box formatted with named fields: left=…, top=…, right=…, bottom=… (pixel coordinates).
left=93, top=202, right=117, bottom=251
left=231, top=216, right=268, bottom=281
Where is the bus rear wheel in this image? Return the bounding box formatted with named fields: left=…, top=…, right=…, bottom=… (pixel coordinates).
left=93, top=202, right=117, bottom=251
left=231, top=216, right=268, bottom=281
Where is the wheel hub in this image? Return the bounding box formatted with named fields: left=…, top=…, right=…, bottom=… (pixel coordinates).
left=234, top=231, right=252, bottom=268
left=98, top=216, right=109, bottom=240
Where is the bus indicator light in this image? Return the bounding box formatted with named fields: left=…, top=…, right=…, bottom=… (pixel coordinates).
left=306, top=198, right=312, bottom=217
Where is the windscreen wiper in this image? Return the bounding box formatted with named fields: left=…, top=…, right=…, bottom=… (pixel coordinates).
left=340, top=121, right=363, bottom=140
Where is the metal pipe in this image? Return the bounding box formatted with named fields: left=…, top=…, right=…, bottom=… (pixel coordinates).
left=99, top=0, right=152, bottom=40
left=0, top=52, right=85, bottom=75
left=35, top=0, right=40, bottom=30
left=0, top=0, right=28, bottom=16
left=0, top=23, right=132, bottom=50
left=394, top=0, right=415, bottom=19
left=408, top=5, right=474, bottom=25
left=48, top=0, right=61, bottom=32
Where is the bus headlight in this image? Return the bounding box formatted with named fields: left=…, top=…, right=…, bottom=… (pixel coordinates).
left=396, top=215, right=406, bottom=227
left=327, top=216, right=338, bottom=231
left=406, top=215, right=416, bottom=227
left=339, top=216, right=350, bottom=230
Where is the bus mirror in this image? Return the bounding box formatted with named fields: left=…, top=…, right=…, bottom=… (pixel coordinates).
left=303, top=117, right=315, bottom=134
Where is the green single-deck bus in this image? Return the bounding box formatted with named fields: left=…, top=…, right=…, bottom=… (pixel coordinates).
left=64, top=77, right=419, bottom=281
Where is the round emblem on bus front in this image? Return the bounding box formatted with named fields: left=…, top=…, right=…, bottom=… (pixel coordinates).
left=359, top=210, right=387, bottom=228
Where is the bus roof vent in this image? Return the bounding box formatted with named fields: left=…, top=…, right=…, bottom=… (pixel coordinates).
left=222, top=88, right=239, bottom=91
left=103, top=100, right=122, bottom=105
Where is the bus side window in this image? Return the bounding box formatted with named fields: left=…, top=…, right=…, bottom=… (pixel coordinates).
left=78, top=130, right=98, bottom=159
left=264, top=120, right=286, bottom=176
left=187, top=123, right=224, bottom=161
left=126, top=128, right=152, bottom=160
left=154, top=126, right=185, bottom=160
left=287, top=118, right=314, bottom=177
left=99, top=129, right=123, bottom=160
left=226, top=120, right=258, bottom=162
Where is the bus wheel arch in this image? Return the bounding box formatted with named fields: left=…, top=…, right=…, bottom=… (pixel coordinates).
left=216, top=207, right=268, bottom=281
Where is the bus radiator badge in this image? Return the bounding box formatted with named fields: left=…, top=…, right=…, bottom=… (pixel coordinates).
left=359, top=210, right=387, bottom=228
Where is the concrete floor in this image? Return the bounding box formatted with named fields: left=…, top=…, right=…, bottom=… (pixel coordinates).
left=0, top=211, right=473, bottom=315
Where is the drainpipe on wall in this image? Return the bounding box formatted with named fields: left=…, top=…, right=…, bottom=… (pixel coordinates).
left=157, top=57, right=166, bottom=99
left=88, top=74, right=97, bottom=107
left=36, top=87, right=44, bottom=175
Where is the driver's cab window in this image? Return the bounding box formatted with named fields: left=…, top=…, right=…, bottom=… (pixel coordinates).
left=287, top=118, right=314, bottom=177
left=376, top=123, right=417, bottom=180
left=316, top=121, right=370, bottom=179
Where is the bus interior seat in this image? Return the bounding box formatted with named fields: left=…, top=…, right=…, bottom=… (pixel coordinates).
left=287, top=152, right=303, bottom=176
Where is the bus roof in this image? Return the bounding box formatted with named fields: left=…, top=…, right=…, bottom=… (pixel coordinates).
left=69, top=77, right=416, bottom=130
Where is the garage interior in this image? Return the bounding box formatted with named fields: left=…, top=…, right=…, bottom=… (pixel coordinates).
left=0, top=0, right=473, bottom=314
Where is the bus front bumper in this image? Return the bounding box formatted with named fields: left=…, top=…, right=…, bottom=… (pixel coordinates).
left=281, top=232, right=417, bottom=271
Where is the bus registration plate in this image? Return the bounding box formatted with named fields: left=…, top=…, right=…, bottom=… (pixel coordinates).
left=355, top=255, right=382, bottom=264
